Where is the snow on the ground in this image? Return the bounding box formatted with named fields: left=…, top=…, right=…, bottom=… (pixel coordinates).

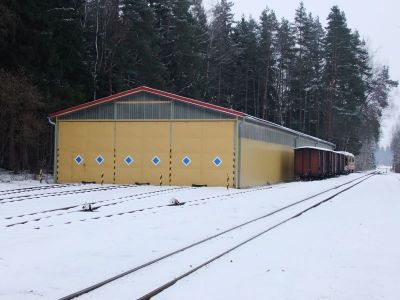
left=0, top=172, right=399, bottom=300
left=157, top=173, right=400, bottom=300
left=0, top=169, right=53, bottom=188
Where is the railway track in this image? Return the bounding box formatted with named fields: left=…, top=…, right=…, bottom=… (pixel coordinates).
left=0, top=184, right=141, bottom=204
left=46, top=172, right=372, bottom=229
left=4, top=181, right=289, bottom=229
left=3, top=186, right=195, bottom=228
left=26, top=183, right=292, bottom=229
left=0, top=183, right=86, bottom=197
left=58, top=172, right=375, bottom=300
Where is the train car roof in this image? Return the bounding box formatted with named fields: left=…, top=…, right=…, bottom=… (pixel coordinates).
left=335, top=151, right=355, bottom=157
left=295, top=146, right=333, bottom=152
left=295, top=147, right=355, bottom=157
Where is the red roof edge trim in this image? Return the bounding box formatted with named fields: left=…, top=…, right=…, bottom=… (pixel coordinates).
left=48, top=86, right=245, bottom=118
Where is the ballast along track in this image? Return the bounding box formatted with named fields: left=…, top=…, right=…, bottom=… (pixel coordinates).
left=58, top=172, right=375, bottom=300
left=0, top=184, right=143, bottom=204
left=0, top=183, right=86, bottom=197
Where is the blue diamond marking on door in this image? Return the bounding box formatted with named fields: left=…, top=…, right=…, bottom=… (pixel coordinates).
left=124, top=155, right=133, bottom=166
left=212, top=156, right=222, bottom=167
left=182, top=156, right=191, bottom=166
left=152, top=155, right=160, bottom=166
left=75, top=155, right=83, bottom=165
left=96, top=155, right=104, bottom=165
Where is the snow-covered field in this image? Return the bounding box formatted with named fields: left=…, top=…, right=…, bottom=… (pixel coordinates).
left=1, top=171, right=399, bottom=300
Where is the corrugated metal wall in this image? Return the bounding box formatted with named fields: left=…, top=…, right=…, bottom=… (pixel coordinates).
left=295, top=136, right=334, bottom=149
left=59, top=92, right=234, bottom=121
left=59, top=102, right=114, bottom=120
left=239, top=121, right=333, bottom=150
left=239, top=121, right=294, bottom=147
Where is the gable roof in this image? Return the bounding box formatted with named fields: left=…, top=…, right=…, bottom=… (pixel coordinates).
left=48, top=85, right=335, bottom=148
left=48, top=86, right=246, bottom=119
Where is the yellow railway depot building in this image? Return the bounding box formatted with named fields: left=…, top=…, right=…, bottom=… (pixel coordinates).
left=49, top=86, right=334, bottom=188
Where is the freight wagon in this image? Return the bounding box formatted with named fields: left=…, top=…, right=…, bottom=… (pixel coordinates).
left=294, top=147, right=355, bottom=180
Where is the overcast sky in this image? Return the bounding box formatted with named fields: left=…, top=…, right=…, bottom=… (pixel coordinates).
left=205, top=0, right=400, bottom=148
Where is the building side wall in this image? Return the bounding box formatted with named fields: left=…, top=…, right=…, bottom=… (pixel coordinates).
left=239, top=138, right=294, bottom=188
left=57, top=120, right=235, bottom=187
left=170, top=121, right=234, bottom=187
left=58, top=121, right=115, bottom=183
left=115, top=121, right=170, bottom=184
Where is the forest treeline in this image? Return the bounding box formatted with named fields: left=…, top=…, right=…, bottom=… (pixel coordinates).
left=391, top=126, right=400, bottom=171
left=0, top=0, right=398, bottom=171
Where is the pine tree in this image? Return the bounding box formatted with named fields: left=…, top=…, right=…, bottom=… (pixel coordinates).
left=168, top=0, right=205, bottom=96
left=306, top=16, right=325, bottom=137
left=391, top=125, right=400, bottom=172
left=259, top=7, right=278, bottom=120
left=323, top=6, right=364, bottom=153
left=116, top=0, right=166, bottom=90
left=0, top=69, right=45, bottom=171
left=275, top=18, right=296, bottom=126
left=291, top=2, right=312, bottom=131
left=189, top=0, right=209, bottom=99
left=0, top=0, right=91, bottom=108
left=207, top=0, right=235, bottom=105
left=84, top=0, right=123, bottom=98
left=231, top=16, right=259, bottom=115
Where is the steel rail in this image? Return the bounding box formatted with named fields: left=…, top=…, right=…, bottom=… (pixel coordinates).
left=8, top=183, right=285, bottom=228
left=0, top=184, right=141, bottom=204
left=4, top=186, right=194, bottom=228
left=0, top=183, right=85, bottom=196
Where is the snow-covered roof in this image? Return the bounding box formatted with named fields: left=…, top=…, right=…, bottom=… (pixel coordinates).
left=295, top=146, right=334, bottom=151
left=295, top=147, right=355, bottom=156
left=335, top=151, right=355, bottom=157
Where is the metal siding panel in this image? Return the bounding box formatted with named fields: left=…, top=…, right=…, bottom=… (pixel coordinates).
left=171, top=121, right=235, bottom=187
left=59, top=103, right=114, bottom=120
left=114, top=122, right=170, bottom=184
left=59, top=91, right=234, bottom=121
left=239, top=122, right=296, bottom=147
left=58, top=121, right=115, bottom=183
left=239, top=138, right=294, bottom=187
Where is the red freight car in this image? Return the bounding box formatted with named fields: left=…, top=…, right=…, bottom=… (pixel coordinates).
left=294, top=147, right=330, bottom=179
left=295, top=147, right=355, bottom=179
left=334, top=151, right=344, bottom=175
